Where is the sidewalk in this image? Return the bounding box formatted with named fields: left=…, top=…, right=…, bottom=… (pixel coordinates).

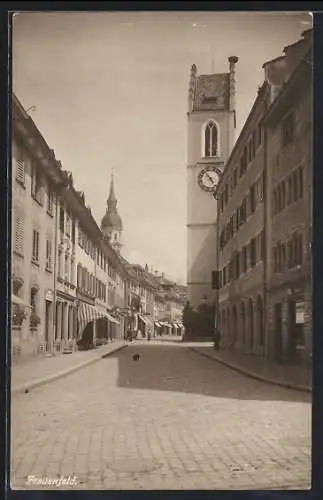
left=188, top=345, right=312, bottom=393
left=10, top=340, right=128, bottom=395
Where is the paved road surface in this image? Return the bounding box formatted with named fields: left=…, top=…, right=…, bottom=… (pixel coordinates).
left=11, top=342, right=311, bottom=490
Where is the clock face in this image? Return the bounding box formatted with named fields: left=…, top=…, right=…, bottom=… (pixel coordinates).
left=198, top=166, right=221, bottom=192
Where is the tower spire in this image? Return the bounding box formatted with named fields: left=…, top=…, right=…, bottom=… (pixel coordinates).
left=108, top=169, right=116, bottom=204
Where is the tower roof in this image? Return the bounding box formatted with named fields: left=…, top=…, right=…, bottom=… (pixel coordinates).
left=101, top=172, right=123, bottom=231
left=108, top=171, right=117, bottom=204
left=193, top=73, right=230, bottom=111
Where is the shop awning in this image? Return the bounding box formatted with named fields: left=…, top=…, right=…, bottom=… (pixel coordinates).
left=138, top=314, right=148, bottom=325
left=77, top=302, right=120, bottom=337
left=11, top=294, right=29, bottom=307
left=105, top=312, right=120, bottom=325
left=154, top=321, right=161, bottom=327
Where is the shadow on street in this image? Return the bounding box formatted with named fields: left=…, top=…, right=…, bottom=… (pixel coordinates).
left=107, top=343, right=311, bottom=404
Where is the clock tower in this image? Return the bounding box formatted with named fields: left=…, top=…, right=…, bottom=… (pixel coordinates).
left=187, top=56, right=238, bottom=310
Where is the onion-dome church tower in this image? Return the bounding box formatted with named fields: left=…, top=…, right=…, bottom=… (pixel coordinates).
left=101, top=172, right=123, bottom=253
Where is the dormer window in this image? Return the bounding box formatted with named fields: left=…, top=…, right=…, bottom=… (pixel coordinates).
left=204, top=120, right=218, bottom=157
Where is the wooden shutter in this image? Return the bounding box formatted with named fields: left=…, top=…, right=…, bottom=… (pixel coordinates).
left=14, top=213, right=24, bottom=254
left=16, top=158, right=25, bottom=183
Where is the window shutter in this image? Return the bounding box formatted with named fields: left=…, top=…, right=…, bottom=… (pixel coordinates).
left=16, top=158, right=25, bottom=183
left=14, top=213, right=24, bottom=254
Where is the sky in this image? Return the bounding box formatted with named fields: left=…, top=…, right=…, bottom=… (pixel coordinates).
left=12, top=11, right=311, bottom=284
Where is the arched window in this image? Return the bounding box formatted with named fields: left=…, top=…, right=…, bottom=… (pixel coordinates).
left=204, top=120, right=218, bottom=157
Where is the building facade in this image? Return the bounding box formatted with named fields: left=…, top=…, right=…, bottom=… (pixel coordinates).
left=216, top=83, right=268, bottom=355
left=11, top=95, right=67, bottom=357
left=264, top=29, right=312, bottom=362
left=215, top=29, right=312, bottom=363
left=186, top=57, right=238, bottom=310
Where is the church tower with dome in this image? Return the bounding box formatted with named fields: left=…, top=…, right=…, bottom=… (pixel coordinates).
left=101, top=172, right=123, bottom=253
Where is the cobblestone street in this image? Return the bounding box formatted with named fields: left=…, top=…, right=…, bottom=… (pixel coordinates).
left=11, top=342, right=311, bottom=490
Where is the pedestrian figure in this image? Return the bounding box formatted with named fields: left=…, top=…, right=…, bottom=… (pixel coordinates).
left=213, top=328, right=221, bottom=350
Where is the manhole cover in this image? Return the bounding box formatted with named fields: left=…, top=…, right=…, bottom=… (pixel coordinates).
left=107, top=459, right=161, bottom=473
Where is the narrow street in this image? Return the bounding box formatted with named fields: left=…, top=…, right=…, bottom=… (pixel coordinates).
left=11, top=342, right=311, bottom=490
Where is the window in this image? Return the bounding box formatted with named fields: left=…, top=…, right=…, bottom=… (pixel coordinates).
left=250, top=238, right=257, bottom=267
left=240, top=147, right=247, bottom=177
left=235, top=251, right=240, bottom=279
left=241, top=246, right=247, bottom=273
left=64, top=253, right=69, bottom=281
left=15, top=144, right=25, bottom=184
left=252, top=131, right=256, bottom=158
left=260, top=230, right=265, bottom=261
left=59, top=206, right=65, bottom=233
left=282, top=112, right=294, bottom=148
left=233, top=168, right=238, bottom=189
left=32, top=230, right=40, bottom=263
left=46, top=239, right=52, bottom=271
left=65, top=213, right=71, bottom=237
left=204, top=121, right=218, bottom=157
left=47, top=182, right=54, bottom=215
left=58, top=249, right=63, bottom=279
left=30, top=287, right=38, bottom=314
left=224, top=184, right=229, bottom=205
left=298, top=166, right=304, bottom=199
left=72, top=219, right=75, bottom=244
left=77, top=264, right=82, bottom=288
left=31, top=161, right=43, bottom=204
left=250, top=184, right=256, bottom=214
left=281, top=181, right=286, bottom=210
left=256, top=122, right=262, bottom=149
left=247, top=138, right=253, bottom=164
left=14, top=212, right=24, bottom=255
left=287, top=175, right=292, bottom=205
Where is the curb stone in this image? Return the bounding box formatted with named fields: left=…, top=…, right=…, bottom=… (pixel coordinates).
left=12, top=344, right=128, bottom=395
left=189, top=346, right=311, bottom=394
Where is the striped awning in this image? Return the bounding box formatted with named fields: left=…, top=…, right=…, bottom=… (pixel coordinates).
left=77, top=302, right=120, bottom=338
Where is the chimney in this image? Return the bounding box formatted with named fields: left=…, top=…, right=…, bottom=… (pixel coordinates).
left=228, top=56, right=239, bottom=111
left=188, top=64, right=197, bottom=113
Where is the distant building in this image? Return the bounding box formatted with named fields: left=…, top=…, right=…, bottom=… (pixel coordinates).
left=186, top=57, right=238, bottom=310
left=101, top=173, right=123, bottom=253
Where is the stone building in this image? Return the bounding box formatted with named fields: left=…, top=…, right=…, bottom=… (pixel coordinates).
left=215, top=29, right=312, bottom=362
left=186, top=57, right=238, bottom=310
left=215, top=82, right=268, bottom=354
left=264, top=29, right=312, bottom=362
left=11, top=94, right=67, bottom=358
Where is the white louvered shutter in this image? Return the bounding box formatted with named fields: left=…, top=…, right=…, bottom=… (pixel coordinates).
left=14, top=213, right=24, bottom=254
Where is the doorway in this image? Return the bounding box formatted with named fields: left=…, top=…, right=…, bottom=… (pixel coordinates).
left=274, top=303, right=283, bottom=362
